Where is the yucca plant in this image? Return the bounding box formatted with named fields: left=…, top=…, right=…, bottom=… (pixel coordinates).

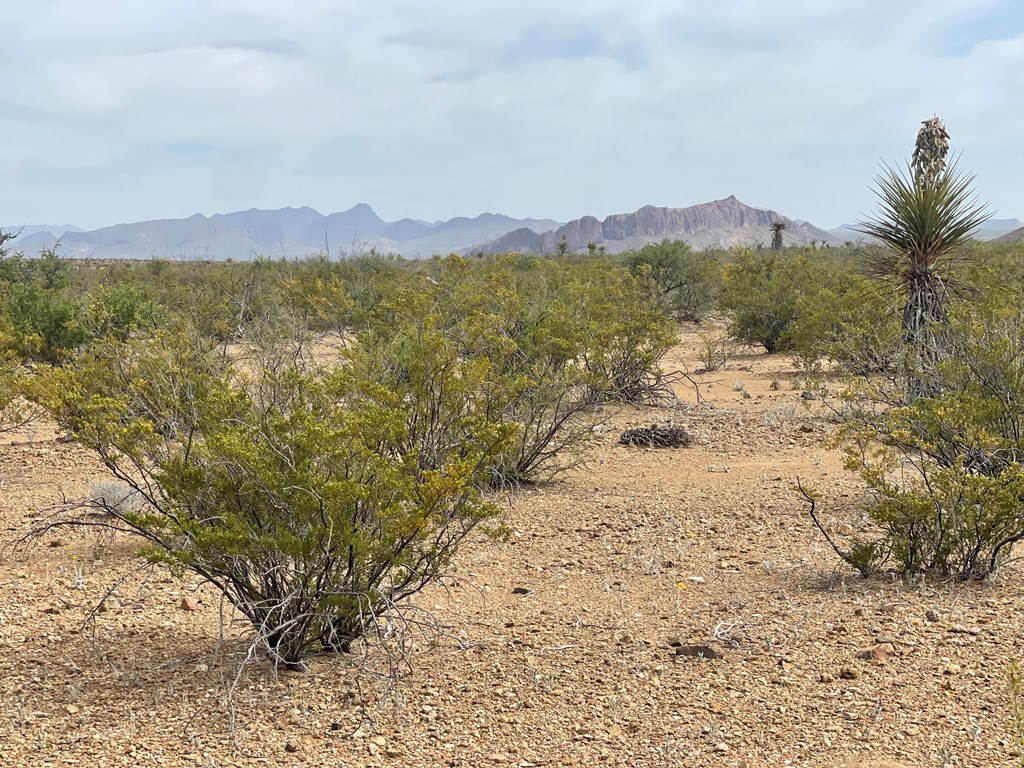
left=770, top=220, right=786, bottom=251
left=855, top=160, right=990, bottom=396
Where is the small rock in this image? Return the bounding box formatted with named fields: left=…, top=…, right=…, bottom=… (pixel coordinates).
left=926, top=609, right=941, bottom=622
left=839, top=666, right=860, bottom=680
left=949, top=624, right=981, bottom=636
left=943, top=663, right=961, bottom=676
left=64, top=704, right=79, bottom=715
left=668, top=639, right=723, bottom=660
left=284, top=741, right=301, bottom=753
left=179, top=596, right=199, bottom=612
left=715, top=743, right=729, bottom=754
left=97, top=597, right=120, bottom=613
left=857, top=643, right=896, bottom=662
left=835, top=523, right=855, bottom=536
left=799, top=423, right=814, bottom=433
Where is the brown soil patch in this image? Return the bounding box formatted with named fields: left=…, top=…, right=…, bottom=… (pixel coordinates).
left=0, top=329, right=1018, bottom=766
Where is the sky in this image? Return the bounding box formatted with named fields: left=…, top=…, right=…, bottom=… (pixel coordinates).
left=2, top=0, right=1023, bottom=230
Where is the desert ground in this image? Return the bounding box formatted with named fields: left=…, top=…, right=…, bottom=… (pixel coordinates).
left=1, top=328, right=1019, bottom=767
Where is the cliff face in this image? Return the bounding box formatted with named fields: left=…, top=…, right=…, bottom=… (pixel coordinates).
left=478, top=196, right=841, bottom=255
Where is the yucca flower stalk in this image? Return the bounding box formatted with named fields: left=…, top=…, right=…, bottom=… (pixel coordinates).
left=912, top=116, right=950, bottom=189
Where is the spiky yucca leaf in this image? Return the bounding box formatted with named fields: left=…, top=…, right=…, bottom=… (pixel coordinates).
left=855, top=160, right=990, bottom=285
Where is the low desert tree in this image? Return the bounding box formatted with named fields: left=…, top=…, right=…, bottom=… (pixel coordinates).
left=34, top=326, right=515, bottom=667
left=626, top=239, right=721, bottom=322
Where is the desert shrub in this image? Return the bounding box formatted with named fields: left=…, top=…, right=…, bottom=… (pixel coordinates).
left=35, top=326, right=513, bottom=667
left=787, top=271, right=902, bottom=375
left=353, top=257, right=597, bottom=485
left=4, top=282, right=86, bottom=363
left=573, top=265, right=677, bottom=403
left=89, top=479, right=146, bottom=515
left=718, top=249, right=807, bottom=353
left=695, top=326, right=732, bottom=372
left=347, top=256, right=674, bottom=483
left=626, top=239, right=721, bottom=322
left=156, top=257, right=291, bottom=343
left=0, top=320, right=31, bottom=433
left=821, top=296, right=1024, bottom=579
left=82, top=283, right=157, bottom=341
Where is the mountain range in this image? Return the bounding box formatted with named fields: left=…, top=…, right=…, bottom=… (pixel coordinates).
left=8, top=205, right=561, bottom=261
left=8, top=198, right=1020, bottom=261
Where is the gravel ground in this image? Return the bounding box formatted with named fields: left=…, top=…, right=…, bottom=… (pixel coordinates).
left=0, top=333, right=1019, bottom=767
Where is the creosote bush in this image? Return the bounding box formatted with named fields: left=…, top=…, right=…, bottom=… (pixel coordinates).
left=626, top=239, right=721, bottom=322
left=36, top=327, right=514, bottom=667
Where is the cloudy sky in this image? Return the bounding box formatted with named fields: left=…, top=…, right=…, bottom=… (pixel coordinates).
left=3, top=0, right=1023, bottom=230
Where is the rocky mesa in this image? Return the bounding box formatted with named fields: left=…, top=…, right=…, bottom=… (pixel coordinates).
left=474, top=196, right=841, bottom=254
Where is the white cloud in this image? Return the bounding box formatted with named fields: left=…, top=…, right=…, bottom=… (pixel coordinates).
left=1, top=0, right=1021, bottom=228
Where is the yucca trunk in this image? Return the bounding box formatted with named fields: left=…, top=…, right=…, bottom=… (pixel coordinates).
left=902, top=265, right=947, bottom=398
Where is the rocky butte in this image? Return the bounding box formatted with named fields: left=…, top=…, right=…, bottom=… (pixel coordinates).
left=474, top=196, right=841, bottom=255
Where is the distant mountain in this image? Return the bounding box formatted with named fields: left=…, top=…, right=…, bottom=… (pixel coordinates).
left=996, top=225, right=1024, bottom=243
left=827, top=225, right=866, bottom=244
left=3, top=224, right=83, bottom=239
left=475, top=196, right=842, bottom=255
left=10, top=205, right=561, bottom=260
left=977, top=218, right=1024, bottom=240
left=831, top=217, right=1023, bottom=244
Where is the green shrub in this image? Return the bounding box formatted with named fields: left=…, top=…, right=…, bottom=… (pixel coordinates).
left=788, top=272, right=902, bottom=375
left=824, top=296, right=1024, bottom=579
left=83, top=283, right=157, bottom=341
left=36, top=326, right=514, bottom=667
left=718, top=249, right=807, bottom=353
left=4, top=282, right=86, bottom=363
left=573, top=265, right=677, bottom=403
left=626, top=239, right=721, bottom=322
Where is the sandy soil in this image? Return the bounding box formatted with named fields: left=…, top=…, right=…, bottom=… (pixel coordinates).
left=0, top=328, right=1019, bottom=767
